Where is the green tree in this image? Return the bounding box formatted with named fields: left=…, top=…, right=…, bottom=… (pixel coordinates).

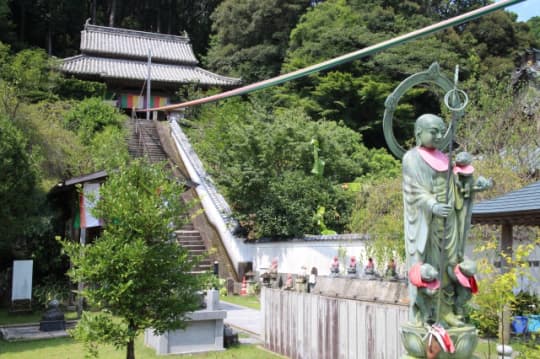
left=349, top=175, right=405, bottom=266
left=62, top=159, right=205, bottom=359
left=186, top=98, right=399, bottom=238
left=0, top=114, right=40, bottom=268
left=527, top=16, right=540, bottom=44
left=63, top=97, right=126, bottom=145
left=205, top=0, right=310, bottom=82
left=279, top=0, right=462, bottom=146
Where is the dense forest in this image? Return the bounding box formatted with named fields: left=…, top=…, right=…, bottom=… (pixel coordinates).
left=1, top=0, right=539, bottom=298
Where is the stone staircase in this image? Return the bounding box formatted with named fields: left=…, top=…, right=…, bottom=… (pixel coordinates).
left=175, top=224, right=213, bottom=274
left=127, top=119, right=213, bottom=274
left=127, top=119, right=168, bottom=163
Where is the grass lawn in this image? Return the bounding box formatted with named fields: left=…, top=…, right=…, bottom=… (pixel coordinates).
left=0, top=308, right=78, bottom=326
left=0, top=335, right=282, bottom=359
left=219, top=294, right=260, bottom=310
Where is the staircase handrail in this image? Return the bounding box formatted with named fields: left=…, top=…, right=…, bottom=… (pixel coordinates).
left=169, top=120, right=252, bottom=275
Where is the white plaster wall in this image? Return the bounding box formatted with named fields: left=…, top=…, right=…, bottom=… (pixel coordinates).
left=252, top=240, right=369, bottom=276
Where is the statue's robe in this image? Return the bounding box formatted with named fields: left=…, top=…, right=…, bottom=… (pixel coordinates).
left=402, top=146, right=473, bottom=321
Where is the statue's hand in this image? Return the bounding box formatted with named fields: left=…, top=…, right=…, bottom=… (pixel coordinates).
left=473, top=176, right=493, bottom=191
left=432, top=203, right=452, bottom=217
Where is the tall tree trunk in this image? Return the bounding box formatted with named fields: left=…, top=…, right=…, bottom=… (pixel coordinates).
left=126, top=319, right=137, bottom=359
left=47, top=28, right=52, bottom=55
left=126, top=338, right=135, bottom=359
left=168, top=0, right=177, bottom=34
left=19, top=1, right=27, bottom=42
left=92, top=0, right=97, bottom=24
left=109, top=0, right=117, bottom=27
left=156, top=0, right=161, bottom=33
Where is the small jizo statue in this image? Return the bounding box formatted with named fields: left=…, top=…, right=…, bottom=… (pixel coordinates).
left=364, top=257, right=375, bottom=275
left=347, top=256, right=358, bottom=274
left=409, top=262, right=440, bottom=325
left=269, top=257, right=278, bottom=278
left=330, top=256, right=340, bottom=275
left=385, top=258, right=397, bottom=278
left=284, top=273, right=294, bottom=290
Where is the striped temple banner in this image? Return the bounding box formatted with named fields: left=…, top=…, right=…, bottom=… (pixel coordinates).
left=119, top=94, right=169, bottom=109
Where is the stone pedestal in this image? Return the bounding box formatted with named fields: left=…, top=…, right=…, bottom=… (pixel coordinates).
left=205, top=289, right=219, bottom=311
left=145, top=309, right=226, bottom=355
left=400, top=323, right=479, bottom=359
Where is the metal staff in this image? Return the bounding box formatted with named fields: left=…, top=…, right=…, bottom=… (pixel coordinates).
left=435, top=66, right=469, bottom=323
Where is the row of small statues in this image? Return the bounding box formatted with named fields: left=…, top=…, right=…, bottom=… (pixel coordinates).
left=330, top=256, right=398, bottom=278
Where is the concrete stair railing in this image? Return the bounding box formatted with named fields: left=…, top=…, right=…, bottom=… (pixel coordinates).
left=169, top=120, right=252, bottom=277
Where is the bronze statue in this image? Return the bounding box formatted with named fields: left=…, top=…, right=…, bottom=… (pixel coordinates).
left=384, top=63, right=491, bottom=358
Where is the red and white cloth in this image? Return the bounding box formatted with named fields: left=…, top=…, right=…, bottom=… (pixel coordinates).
left=426, top=324, right=455, bottom=354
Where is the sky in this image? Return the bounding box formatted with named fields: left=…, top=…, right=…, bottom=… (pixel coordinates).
left=497, top=0, right=540, bottom=21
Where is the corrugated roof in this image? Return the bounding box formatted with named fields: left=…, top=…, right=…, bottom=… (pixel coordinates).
left=473, top=181, right=540, bottom=215
left=61, top=55, right=240, bottom=86
left=81, top=24, right=198, bottom=64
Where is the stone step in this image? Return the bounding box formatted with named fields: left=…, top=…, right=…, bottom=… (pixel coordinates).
left=180, top=245, right=206, bottom=252
left=175, top=229, right=200, bottom=236
left=177, top=238, right=203, bottom=243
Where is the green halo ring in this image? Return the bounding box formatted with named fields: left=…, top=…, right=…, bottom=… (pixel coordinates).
left=383, top=62, right=462, bottom=159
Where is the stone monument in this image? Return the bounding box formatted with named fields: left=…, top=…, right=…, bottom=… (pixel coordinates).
left=39, top=299, right=66, bottom=331
left=383, top=63, right=492, bottom=358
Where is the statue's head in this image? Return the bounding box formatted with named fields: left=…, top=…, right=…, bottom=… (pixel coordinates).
left=457, top=259, right=477, bottom=277
left=419, top=263, right=439, bottom=282
left=409, top=262, right=439, bottom=289
left=455, top=151, right=473, bottom=166
left=414, top=114, right=446, bottom=149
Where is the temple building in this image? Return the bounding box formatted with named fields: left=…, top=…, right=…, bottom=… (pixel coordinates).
left=61, top=22, right=240, bottom=117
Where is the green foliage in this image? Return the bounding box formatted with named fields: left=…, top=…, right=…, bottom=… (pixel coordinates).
left=89, top=126, right=130, bottom=172
left=512, top=291, right=540, bottom=317
left=349, top=175, right=404, bottom=266
left=55, top=77, right=107, bottom=100
left=276, top=0, right=535, bottom=146
left=63, top=97, right=126, bottom=145
left=15, top=101, right=89, bottom=180
left=469, top=238, right=539, bottom=337
left=528, top=16, right=540, bottom=44
left=62, top=159, right=205, bottom=359
left=0, top=114, right=40, bottom=266
left=186, top=98, right=399, bottom=238
left=0, top=47, right=60, bottom=104
left=32, top=279, right=71, bottom=309
left=205, top=0, right=309, bottom=81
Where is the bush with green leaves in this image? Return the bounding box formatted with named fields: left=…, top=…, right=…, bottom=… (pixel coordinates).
left=186, top=98, right=399, bottom=239
left=62, top=159, right=206, bottom=359
left=63, top=97, right=126, bottom=145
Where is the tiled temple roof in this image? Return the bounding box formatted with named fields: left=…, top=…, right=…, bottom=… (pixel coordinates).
left=62, top=55, right=240, bottom=86
left=60, top=23, right=241, bottom=86
left=472, top=181, right=540, bottom=226
left=80, top=24, right=198, bottom=64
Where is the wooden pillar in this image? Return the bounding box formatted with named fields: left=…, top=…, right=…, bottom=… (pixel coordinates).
left=499, top=223, right=513, bottom=350
left=77, top=228, right=86, bottom=317
left=500, top=223, right=513, bottom=269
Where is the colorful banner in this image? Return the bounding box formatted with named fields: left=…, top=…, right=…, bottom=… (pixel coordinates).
left=119, top=94, right=169, bottom=109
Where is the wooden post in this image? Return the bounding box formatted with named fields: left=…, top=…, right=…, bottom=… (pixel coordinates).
left=501, top=223, right=513, bottom=270
left=77, top=227, right=86, bottom=317
left=146, top=48, right=152, bottom=121
left=499, top=223, right=513, bottom=354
